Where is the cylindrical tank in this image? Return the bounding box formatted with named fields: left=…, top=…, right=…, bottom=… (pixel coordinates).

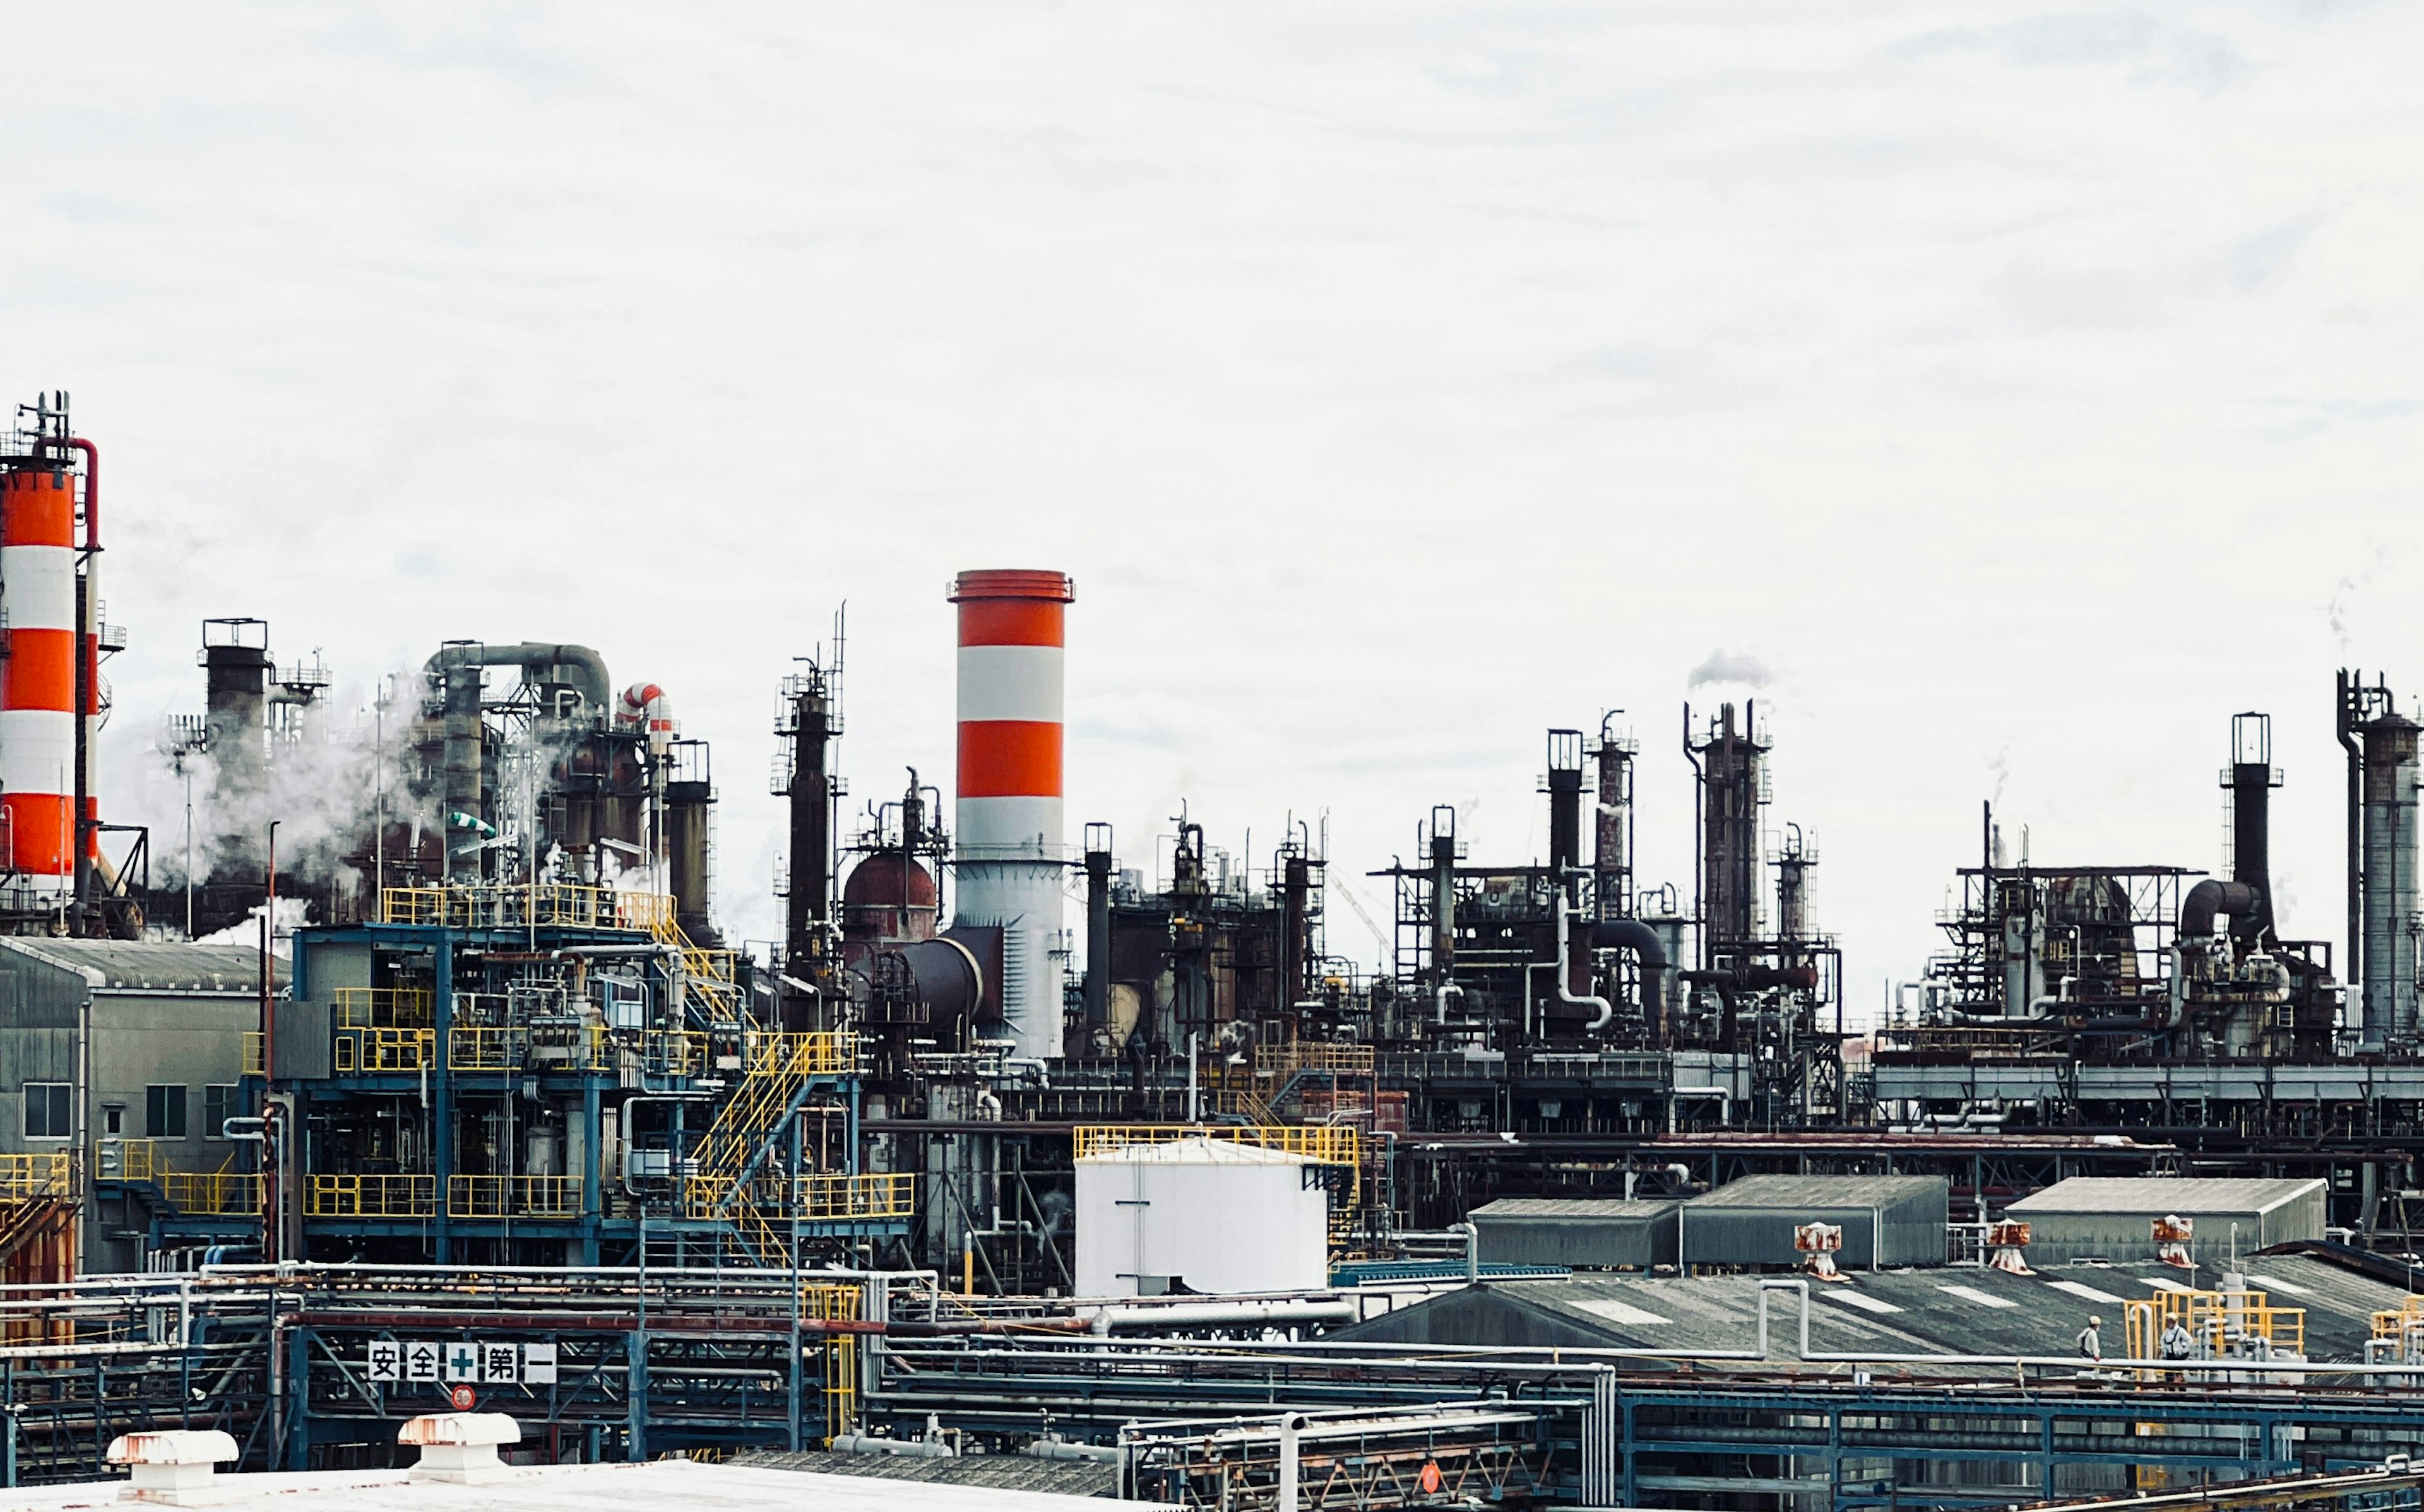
left=949, top=569, right=1072, bottom=1060
left=2362, top=713, right=2419, bottom=1047
left=0, top=468, right=80, bottom=899
left=1073, top=1136, right=1328, bottom=1297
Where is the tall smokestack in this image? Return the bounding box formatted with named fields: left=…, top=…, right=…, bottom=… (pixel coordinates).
left=949, top=569, right=1073, bottom=1060
left=0, top=464, right=77, bottom=904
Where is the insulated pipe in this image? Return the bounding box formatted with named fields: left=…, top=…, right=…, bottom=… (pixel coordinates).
left=1450, top=1221, right=1478, bottom=1283
left=66, top=437, right=98, bottom=928
left=1593, top=918, right=1668, bottom=1039
left=423, top=642, right=610, bottom=718
left=2180, top=878, right=2259, bottom=942
left=1084, top=1299, right=1357, bottom=1331
left=2340, top=671, right=2364, bottom=1010
left=1554, top=891, right=1614, bottom=1031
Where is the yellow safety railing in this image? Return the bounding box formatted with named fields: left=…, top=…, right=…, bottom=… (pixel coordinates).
left=304, top=1174, right=436, bottom=1218
left=333, top=988, right=433, bottom=1028
left=1209, top=1087, right=1279, bottom=1123
left=448, top=1174, right=581, bottom=1220
left=795, top=1172, right=917, bottom=1220
left=98, top=1139, right=160, bottom=1183
left=644, top=1030, right=706, bottom=1077
left=2375, top=1296, right=2424, bottom=1344
left=163, top=1170, right=260, bottom=1215
left=333, top=1027, right=435, bottom=1073
left=241, top=1032, right=264, bottom=1077
left=381, top=883, right=675, bottom=933
left=1256, top=1041, right=1377, bottom=1078
left=2124, top=1285, right=2306, bottom=1373
left=0, top=1154, right=71, bottom=1200
left=1072, top=1123, right=1362, bottom=1174
left=447, top=1026, right=525, bottom=1070
left=805, top=1284, right=862, bottom=1441
left=690, top=1034, right=860, bottom=1176
left=743, top=1031, right=858, bottom=1078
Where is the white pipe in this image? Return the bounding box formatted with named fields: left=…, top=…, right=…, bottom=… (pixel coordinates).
left=1086, top=1299, right=1357, bottom=1331
left=1433, top=983, right=1462, bottom=1025
left=1277, top=1412, right=1305, bottom=1512
left=1185, top=1034, right=1199, bottom=1123
left=1555, top=892, right=1613, bottom=1031
left=1450, top=1221, right=1478, bottom=1283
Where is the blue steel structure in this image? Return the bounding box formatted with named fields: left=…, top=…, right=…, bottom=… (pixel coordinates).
left=263, top=894, right=905, bottom=1269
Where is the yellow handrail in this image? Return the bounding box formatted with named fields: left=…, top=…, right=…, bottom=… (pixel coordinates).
left=304, top=1174, right=436, bottom=1218
left=1255, top=1042, right=1377, bottom=1078
left=333, top=988, right=434, bottom=1028
left=381, top=883, right=674, bottom=933
left=2125, top=1285, right=2306, bottom=1373
left=333, top=1027, right=435, bottom=1073
left=448, top=1174, right=581, bottom=1219
left=1072, top=1123, right=1362, bottom=1174
left=163, top=1170, right=260, bottom=1215
left=98, top=1139, right=160, bottom=1183
left=0, top=1154, right=71, bottom=1200
left=241, top=1032, right=264, bottom=1077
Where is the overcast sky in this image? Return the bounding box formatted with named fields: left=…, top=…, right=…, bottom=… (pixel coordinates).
left=11, top=2, right=2420, bottom=1025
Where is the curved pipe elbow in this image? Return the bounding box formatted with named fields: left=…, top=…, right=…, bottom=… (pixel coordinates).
left=2180, top=878, right=2259, bottom=942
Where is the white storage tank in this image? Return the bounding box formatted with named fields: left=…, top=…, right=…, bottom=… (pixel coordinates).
left=1075, top=1136, right=1328, bottom=1297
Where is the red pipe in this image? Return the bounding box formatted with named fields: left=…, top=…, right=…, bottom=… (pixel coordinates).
left=64, top=438, right=96, bottom=548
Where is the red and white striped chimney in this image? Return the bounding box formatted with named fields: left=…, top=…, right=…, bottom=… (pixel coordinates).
left=950, top=569, right=1073, bottom=1059
left=0, top=466, right=81, bottom=901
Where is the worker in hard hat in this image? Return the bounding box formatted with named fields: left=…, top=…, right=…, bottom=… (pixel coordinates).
left=2076, top=1315, right=2104, bottom=1365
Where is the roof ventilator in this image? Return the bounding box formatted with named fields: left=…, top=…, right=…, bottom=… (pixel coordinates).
left=1986, top=1219, right=2035, bottom=1275
left=2154, top=1213, right=2195, bottom=1269
left=1795, top=1220, right=1850, bottom=1284
left=105, top=1430, right=239, bottom=1504
left=401, top=1412, right=523, bottom=1484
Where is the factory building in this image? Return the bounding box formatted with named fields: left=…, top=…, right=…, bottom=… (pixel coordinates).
left=25, top=395, right=2424, bottom=1502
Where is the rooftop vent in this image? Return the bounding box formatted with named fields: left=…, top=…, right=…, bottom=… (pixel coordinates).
left=400, top=1412, right=522, bottom=1484
left=1794, top=1221, right=1848, bottom=1283
left=1987, top=1220, right=2035, bottom=1275
left=2153, top=1214, right=2195, bottom=1269
left=105, top=1429, right=239, bottom=1504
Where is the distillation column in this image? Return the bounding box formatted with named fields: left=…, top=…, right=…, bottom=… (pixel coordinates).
left=950, top=569, right=1074, bottom=1060
left=2362, top=712, right=2420, bottom=1048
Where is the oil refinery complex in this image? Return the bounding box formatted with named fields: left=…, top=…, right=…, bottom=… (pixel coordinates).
left=7, top=394, right=2424, bottom=1512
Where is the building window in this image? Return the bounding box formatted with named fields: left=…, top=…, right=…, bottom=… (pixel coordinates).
left=204, top=1085, right=239, bottom=1141
left=23, top=1083, right=69, bottom=1141
left=103, top=1105, right=124, bottom=1136
left=146, top=1085, right=188, bottom=1140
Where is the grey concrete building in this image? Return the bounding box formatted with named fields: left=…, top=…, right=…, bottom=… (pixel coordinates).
left=0, top=939, right=279, bottom=1272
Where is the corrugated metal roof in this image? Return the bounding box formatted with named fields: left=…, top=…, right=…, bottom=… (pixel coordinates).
left=1687, top=1174, right=1946, bottom=1208
left=0, top=938, right=283, bottom=993
left=2008, top=1177, right=2325, bottom=1217
left=1076, top=1135, right=1311, bottom=1166
left=1471, top=1198, right=1681, bottom=1220
left=742, top=1450, right=1120, bottom=1499
left=1335, top=1249, right=2413, bottom=1367
left=0, top=1456, right=1170, bottom=1512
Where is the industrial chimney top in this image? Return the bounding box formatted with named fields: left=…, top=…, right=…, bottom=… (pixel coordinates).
left=949, top=569, right=1074, bottom=603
